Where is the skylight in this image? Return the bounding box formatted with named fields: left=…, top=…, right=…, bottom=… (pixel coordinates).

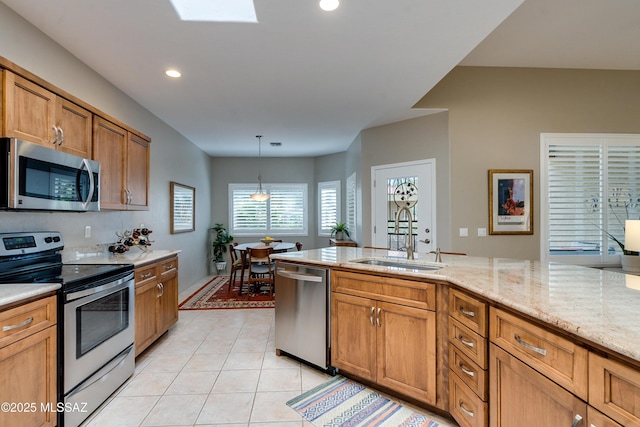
left=169, top=0, right=257, bottom=23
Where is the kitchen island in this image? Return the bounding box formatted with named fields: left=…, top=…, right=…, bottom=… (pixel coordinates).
left=271, top=247, right=640, bottom=427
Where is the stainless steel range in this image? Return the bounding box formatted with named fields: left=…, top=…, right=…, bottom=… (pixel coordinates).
left=0, top=231, right=135, bottom=427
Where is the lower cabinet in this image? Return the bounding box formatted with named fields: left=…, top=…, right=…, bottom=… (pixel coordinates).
left=134, top=256, right=178, bottom=356
left=330, top=270, right=437, bottom=406
left=589, top=352, right=640, bottom=426
left=490, top=344, right=587, bottom=427
left=0, top=295, right=57, bottom=427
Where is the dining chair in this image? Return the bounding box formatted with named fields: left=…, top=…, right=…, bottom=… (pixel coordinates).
left=246, top=246, right=275, bottom=296
left=295, top=241, right=303, bottom=251
left=228, top=243, right=246, bottom=293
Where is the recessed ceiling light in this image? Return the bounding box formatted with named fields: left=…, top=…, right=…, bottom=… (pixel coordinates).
left=319, top=0, right=339, bottom=12
left=165, top=69, right=182, bottom=78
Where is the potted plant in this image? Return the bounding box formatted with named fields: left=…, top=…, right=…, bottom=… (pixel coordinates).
left=211, top=223, right=234, bottom=272
left=330, top=222, right=351, bottom=241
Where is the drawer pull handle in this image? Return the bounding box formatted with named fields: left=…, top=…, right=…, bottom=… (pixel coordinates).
left=514, top=334, right=547, bottom=356
left=369, top=307, right=375, bottom=326
left=141, top=272, right=152, bottom=279
left=460, top=307, right=475, bottom=318
left=459, top=335, right=475, bottom=348
left=458, top=400, right=474, bottom=417
left=3, top=316, right=34, bottom=332
left=571, top=414, right=583, bottom=427
left=165, top=264, right=174, bottom=270
left=459, top=363, right=475, bottom=377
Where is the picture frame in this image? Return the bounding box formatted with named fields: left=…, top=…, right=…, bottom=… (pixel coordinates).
left=489, top=169, right=533, bottom=235
left=170, top=182, right=195, bottom=234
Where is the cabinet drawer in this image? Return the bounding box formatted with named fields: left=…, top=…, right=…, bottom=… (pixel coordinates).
left=589, top=353, right=640, bottom=426
left=588, top=406, right=624, bottom=427
left=332, top=270, right=435, bottom=310
left=449, top=318, right=487, bottom=368
left=449, top=288, right=488, bottom=337
left=0, top=295, right=56, bottom=348
left=449, top=345, right=488, bottom=401
left=159, top=257, right=178, bottom=277
left=449, top=371, right=488, bottom=427
left=135, top=265, right=157, bottom=285
left=490, top=307, right=588, bottom=400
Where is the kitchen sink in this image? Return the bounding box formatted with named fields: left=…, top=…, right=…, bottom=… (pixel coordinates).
left=350, top=258, right=444, bottom=271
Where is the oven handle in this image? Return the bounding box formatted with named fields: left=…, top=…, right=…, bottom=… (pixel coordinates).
left=66, top=345, right=134, bottom=398
left=66, top=272, right=134, bottom=302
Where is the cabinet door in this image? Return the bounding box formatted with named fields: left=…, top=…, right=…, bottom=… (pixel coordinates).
left=55, top=97, right=92, bottom=158
left=2, top=71, right=56, bottom=145
left=157, top=273, right=178, bottom=334
left=589, top=352, right=640, bottom=426
left=135, top=279, right=159, bottom=356
left=376, top=301, right=437, bottom=405
left=125, top=132, right=150, bottom=209
left=331, top=292, right=377, bottom=381
left=0, top=326, right=57, bottom=427
left=93, top=116, right=127, bottom=209
left=490, top=344, right=586, bottom=427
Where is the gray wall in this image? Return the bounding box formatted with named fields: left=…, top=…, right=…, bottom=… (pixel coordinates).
left=0, top=2, right=212, bottom=291
left=416, top=66, right=640, bottom=260
left=359, top=112, right=452, bottom=251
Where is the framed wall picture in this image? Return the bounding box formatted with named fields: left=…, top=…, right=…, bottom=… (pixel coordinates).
left=170, top=182, right=195, bottom=234
left=489, top=170, right=533, bottom=235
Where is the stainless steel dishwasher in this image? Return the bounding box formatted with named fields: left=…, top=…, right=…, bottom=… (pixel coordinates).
left=275, top=262, right=335, bottom=374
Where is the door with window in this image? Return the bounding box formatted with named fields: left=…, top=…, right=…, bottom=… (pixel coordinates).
left=371, top=160, right=436, bottom=253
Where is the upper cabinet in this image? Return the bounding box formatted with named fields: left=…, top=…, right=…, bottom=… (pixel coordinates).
left=93, top=116, right=150, bottom=210
left=2, top=70, right=92, bottom=158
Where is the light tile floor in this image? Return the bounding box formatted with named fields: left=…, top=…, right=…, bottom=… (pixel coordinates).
left=81, top=278, right=457, bottom=427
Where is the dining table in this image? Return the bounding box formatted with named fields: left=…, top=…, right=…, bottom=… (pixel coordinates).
left=233, top=241, right=297, bottom=287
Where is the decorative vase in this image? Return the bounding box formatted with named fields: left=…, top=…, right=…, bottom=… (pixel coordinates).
left=621, top=255, right=640, bottom=273
left=335, top=231, right=344, bottom=240
left=215, top=261, right=227, bottom=273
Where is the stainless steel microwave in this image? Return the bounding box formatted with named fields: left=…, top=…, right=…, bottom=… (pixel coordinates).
left=1, top=138, right=100, bottom=211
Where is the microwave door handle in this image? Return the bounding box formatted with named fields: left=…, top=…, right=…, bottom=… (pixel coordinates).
left=80, top=158, right=95, bottom=210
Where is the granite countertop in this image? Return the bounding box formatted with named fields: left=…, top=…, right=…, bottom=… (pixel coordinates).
left=0, top=283, right=61, bottom=309
left=272, top=247, right=640, bottom=365
left=62, top=247, right=181, bottom=267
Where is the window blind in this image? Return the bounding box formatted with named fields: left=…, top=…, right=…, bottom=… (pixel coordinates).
left=346, top=172, right=357, bottom=241
left=318, top=181, right=340, bottom=236
left=542, top=134, right=640, bottom=265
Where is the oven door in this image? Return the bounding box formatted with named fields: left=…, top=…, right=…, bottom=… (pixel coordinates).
left=63, top=272, right=134, bottom=393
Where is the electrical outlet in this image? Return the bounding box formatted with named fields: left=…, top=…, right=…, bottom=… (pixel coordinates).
left=84, top=225, right=91, bottom=238
left=478, top=227, right=487, bottom=237
left=459, top=227, right=468, bottom=237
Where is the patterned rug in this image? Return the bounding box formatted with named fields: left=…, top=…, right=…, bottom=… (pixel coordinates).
left=179, top=276, right=275, bottom=310
left=287, top=375, right=440, bottom=427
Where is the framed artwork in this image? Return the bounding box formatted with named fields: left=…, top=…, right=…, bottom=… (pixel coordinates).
left=489, top=170, right=533, bottom=235
left=170, top=182, right=195, bottom=234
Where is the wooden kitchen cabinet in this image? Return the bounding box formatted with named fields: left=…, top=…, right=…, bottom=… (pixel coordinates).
left=134, top=256, right=178, bottom=356
left=331, top=270, right=437, bottom=405
left=93, top=116, right=150, bottom=210
left=2, top=70, right=92, bottom=157
left=589, top=352, right=640, bottom=426
left=490, top=344, right=586, bottom=427
left=0, top=295, right=57, bottom=427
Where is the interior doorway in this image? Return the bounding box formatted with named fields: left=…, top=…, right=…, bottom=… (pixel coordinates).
left=371, top=159, right=436, bottom=254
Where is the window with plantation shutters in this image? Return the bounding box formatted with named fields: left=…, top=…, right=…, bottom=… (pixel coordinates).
left=541, top=133, right=640, bottom=266
left=346, top=172, right=357, bottom=241
left=229, top=183, right=307, bottom=236
left=318, top=181, right=340, bottom=236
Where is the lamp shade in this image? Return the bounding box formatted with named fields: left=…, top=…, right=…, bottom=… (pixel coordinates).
left=625, top=220, right=640, bottom=252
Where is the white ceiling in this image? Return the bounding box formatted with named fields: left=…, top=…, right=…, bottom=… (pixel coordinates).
left=2, top=0, right=638, bottom=157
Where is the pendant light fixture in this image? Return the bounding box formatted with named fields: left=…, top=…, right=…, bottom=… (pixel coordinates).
left=250, top=135, right=270, bottom=201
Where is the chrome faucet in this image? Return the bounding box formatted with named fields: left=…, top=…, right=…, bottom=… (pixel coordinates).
left=394, top=207, right=414, bottom=260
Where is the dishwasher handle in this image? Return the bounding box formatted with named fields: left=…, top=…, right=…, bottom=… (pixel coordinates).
left=277, top=269, right=324, bottom=282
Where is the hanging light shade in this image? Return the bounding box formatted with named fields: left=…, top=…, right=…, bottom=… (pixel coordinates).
left=251, top=135, right=270, bottom=201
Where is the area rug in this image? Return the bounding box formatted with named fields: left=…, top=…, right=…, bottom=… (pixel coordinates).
left=286, top=375, right=440, bottom=427
left=179, top=276, right=275, bottom=310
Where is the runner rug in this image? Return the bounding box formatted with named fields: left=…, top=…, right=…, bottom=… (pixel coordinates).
left=286, top=375, right=440, bottom=427
left=179, top=276, right=275, bottom=310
